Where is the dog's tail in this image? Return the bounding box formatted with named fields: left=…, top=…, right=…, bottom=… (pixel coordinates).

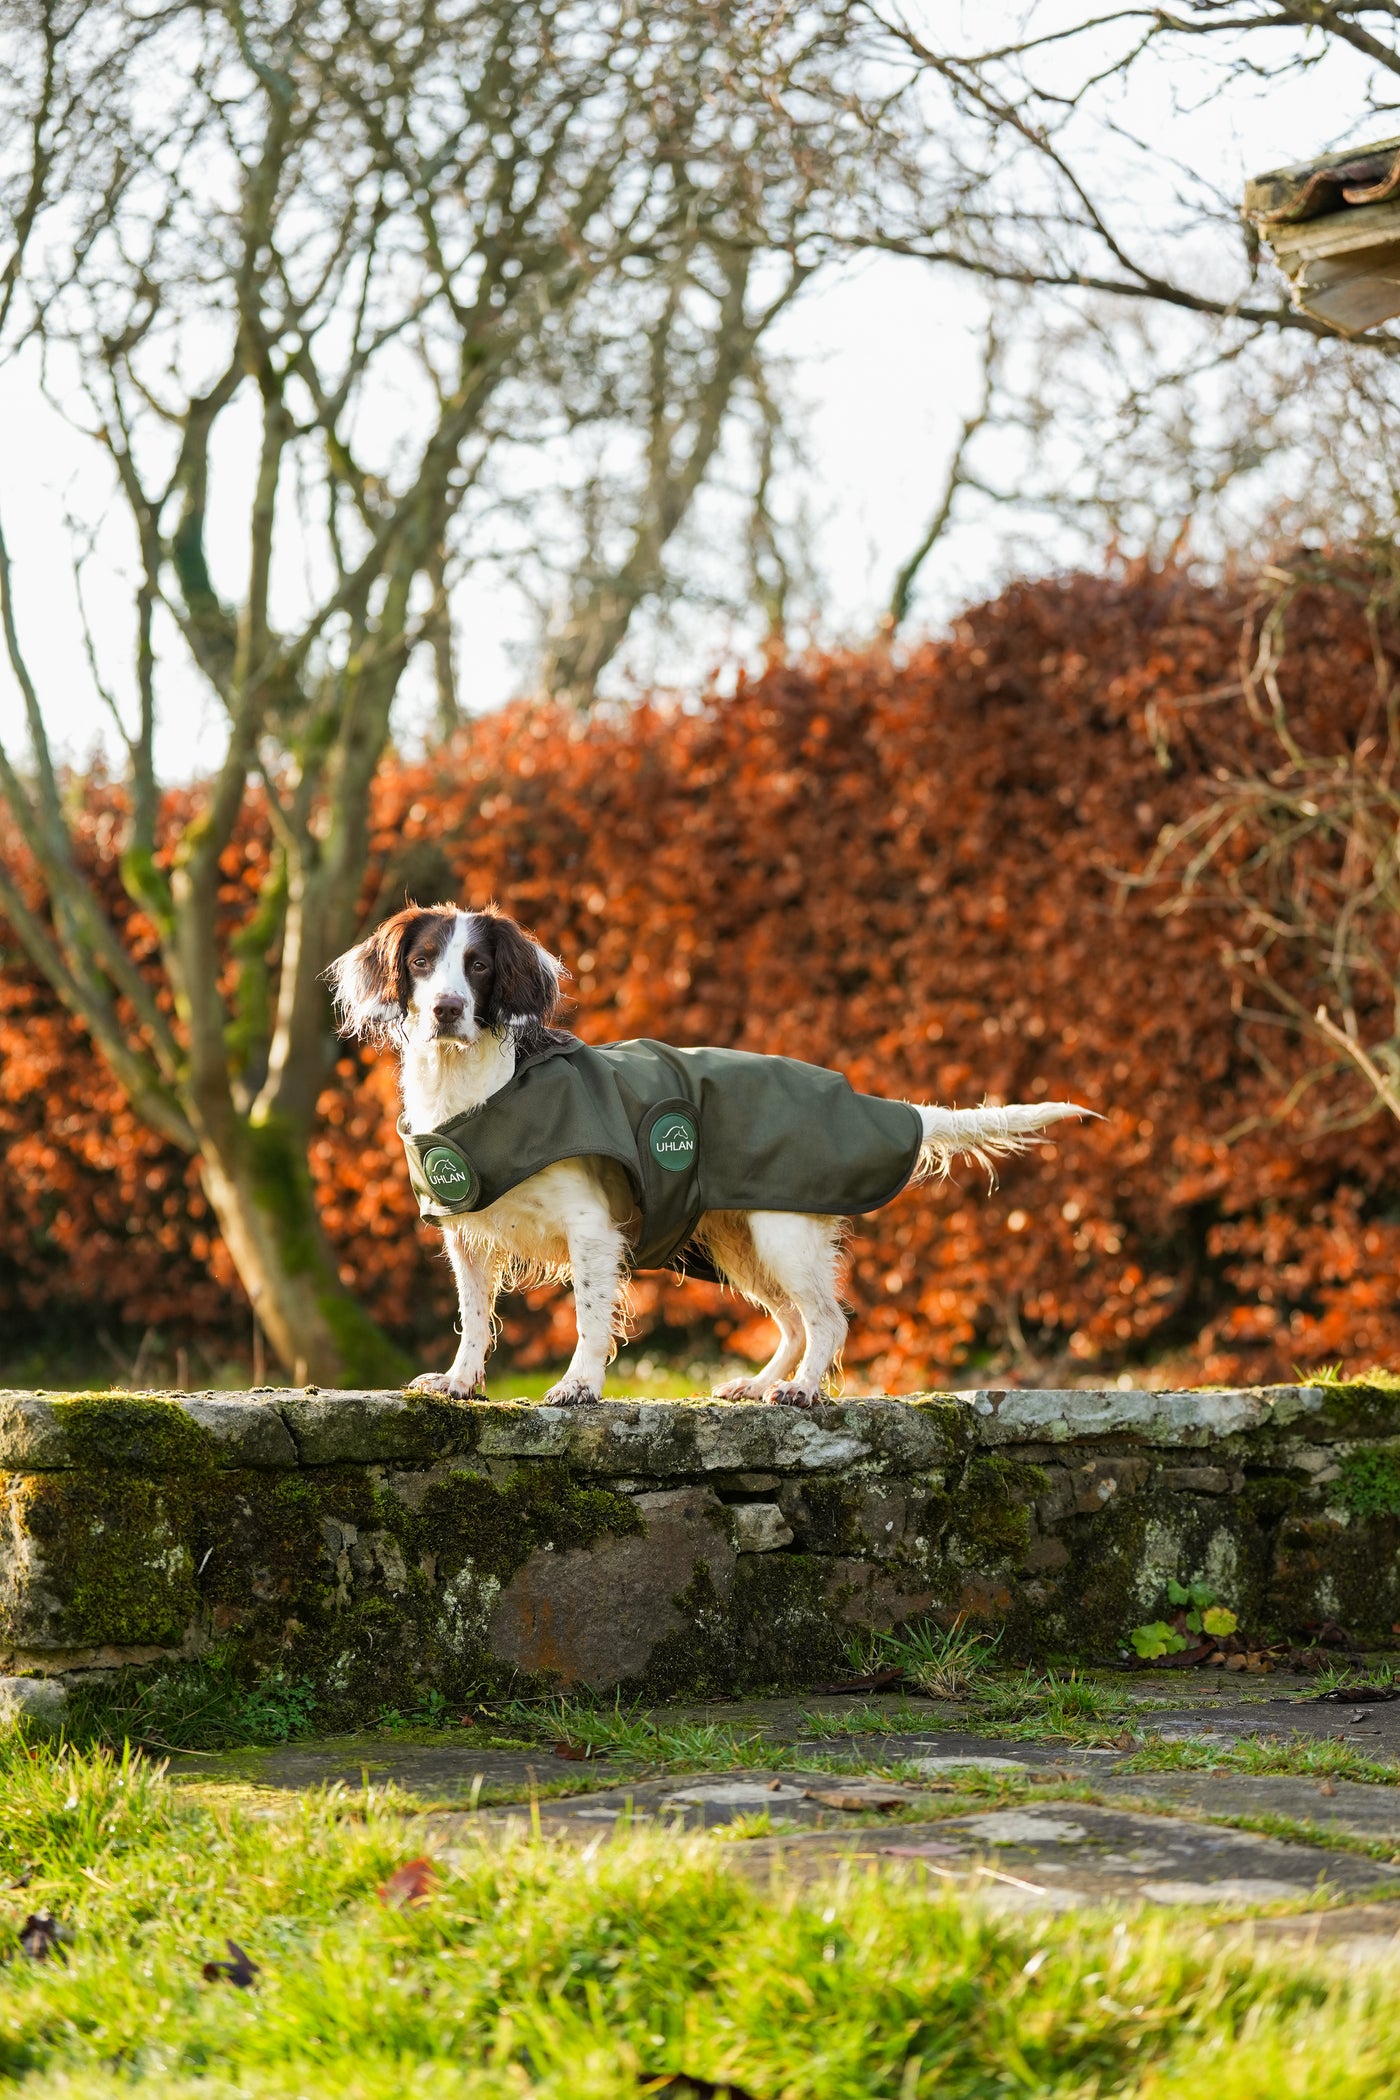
left=914, top=1100, right=1090, bottom=1181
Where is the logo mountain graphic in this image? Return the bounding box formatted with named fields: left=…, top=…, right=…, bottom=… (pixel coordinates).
left=423, top=1144, right=474, bottom=1198
left=649, top=1111, right=697, bottom=1172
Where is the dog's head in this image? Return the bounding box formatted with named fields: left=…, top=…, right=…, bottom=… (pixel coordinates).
left=327, top=905, right=564, bottom=1050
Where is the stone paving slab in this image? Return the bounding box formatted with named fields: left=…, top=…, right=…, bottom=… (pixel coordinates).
left=440, top=1786, right=1398, bottom=1912
left=472, top=1769, right=915, bottom=1832
left=791, top=1730, right=1124, bottom=1776
left=163, top=1690, right=1400, bottom=1807
left=1099, top=1770, right=1400, bottom=1845
left=1134, top=1693, right=1400, bottom=1753
left=1247, top=1903, right=1400, bottom=1962
left=166, top=1724, right=1126, bottom=1802
left=166, top=1736, right=591, bottom=1800
left=159, top=1685, right=1400, bottom=1934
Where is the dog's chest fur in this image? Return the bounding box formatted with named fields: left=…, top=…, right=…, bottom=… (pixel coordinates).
left=402, top=1034, right=627, bottom=1272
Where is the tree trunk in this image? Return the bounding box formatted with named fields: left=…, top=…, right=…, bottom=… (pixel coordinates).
left=198, top=1114, right=410, bottom=1388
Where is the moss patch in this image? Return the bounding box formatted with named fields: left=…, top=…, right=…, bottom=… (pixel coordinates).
left=13, top=1472, right=198, bottom=1648
left=384, top=1460, right=644, bottom=1586
left=943, top=1456, right=1047, bottom=1570
left=626, top=1555, right=849, bottom=1701
left=56, top=1395, right=219, bottom=1474
left=1336, top=1447, right=1400, bottom=1519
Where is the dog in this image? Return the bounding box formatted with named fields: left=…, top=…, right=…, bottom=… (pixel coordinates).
left=329, top=904, right=1087, bottom=1406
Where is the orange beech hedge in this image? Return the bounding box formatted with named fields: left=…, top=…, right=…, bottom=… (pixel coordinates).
left=4, top=562, right=1400, bottom=1387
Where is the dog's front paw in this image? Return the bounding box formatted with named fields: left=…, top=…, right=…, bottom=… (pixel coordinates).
left=766, top=1382, right=823, bottom=1410
left=408, top=1371, right=486, bottom=1400
left=712, top=1376, right=769, bottom=1402
left=543, top=1378, right=601, bottom=1408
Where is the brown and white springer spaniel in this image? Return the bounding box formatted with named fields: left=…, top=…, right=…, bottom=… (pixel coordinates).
left=329, top=905, right=1087, bottom=1406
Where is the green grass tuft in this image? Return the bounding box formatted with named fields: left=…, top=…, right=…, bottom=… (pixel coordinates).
left=846, top=1616, right=1002, bottom=1699
left=1302, top=1364, right=1400, bottom=1392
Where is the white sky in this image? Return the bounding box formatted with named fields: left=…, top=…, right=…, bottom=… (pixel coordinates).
left=0, top=9, right=1374, bottom=779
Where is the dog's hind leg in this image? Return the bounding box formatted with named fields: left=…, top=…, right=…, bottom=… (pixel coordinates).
left=712, top=1301, right=805, bottom=1401
left=742, top=1211, right=848, bottom=1410
left=411, top=1228, right=499, bottom=1399
left=695, top=1211, right=806, bottom=1400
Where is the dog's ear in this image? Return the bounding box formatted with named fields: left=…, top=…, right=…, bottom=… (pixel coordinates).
left=326, top=909, right=423, bottom=1040
left=483, top=914, right=562, bottom=1028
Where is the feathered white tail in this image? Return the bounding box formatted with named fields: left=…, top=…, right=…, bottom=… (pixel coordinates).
left=914, top=1100, right=1088, bottom=1180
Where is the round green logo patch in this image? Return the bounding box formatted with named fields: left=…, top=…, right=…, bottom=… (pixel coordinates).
left=650, top=1111, right=698, bottom=1173
left=421, top=1144, right=475, bottom=1201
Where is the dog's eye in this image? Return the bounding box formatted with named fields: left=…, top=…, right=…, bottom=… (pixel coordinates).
left=408, top=954, right=432, bottom=972
left=468, top=958, right=489, bottom=976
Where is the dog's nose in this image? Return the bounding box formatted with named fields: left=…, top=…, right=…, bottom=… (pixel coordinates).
left=433, top=995, right=465, bottom=1025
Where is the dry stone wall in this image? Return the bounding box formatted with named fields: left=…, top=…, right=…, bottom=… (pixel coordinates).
left=2, top=1386, right=1399, bottom=1722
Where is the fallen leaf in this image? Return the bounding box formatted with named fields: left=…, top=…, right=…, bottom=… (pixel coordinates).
left=1151, top=1641, right=1213, bottom=1670
left=1315, top=1686, right=1399, bottom=1704
left=1115, top=1731, right=1134, bottom=1748
left=17, top=1912, right=66, bottom=1963
left=1318, top=1779, right=1337, bottom=1796
left=808, top=1666, right=908, bottom=1696
left=377, top=1858, right=438, bottom=1908
left=202, top=1939, right=258, bottom=1987
left=803, top=1787, right=908, bottom=1812
left=553, top=1743, right=596, bottom=1761
left=766, top=1777, right=783, bottom=1791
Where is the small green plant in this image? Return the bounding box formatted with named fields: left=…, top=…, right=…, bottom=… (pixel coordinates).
left=711, top=1809, right=778, bottom=1841
left=377, top=1688, right=456, bottom=1733
left=1130, top=1621, right=1188, bottom=1659
left=65, top=1656, right=319, bottom=1751
left=1131, top=1579, right=1238, bottom=1660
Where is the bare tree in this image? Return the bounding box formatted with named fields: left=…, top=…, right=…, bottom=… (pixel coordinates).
left=869, top=3, right=1398, bottom=345
left=522, top=44, right=884, bottom=707
left=1145, top=551, right=1400, bottom=1135
left=539, top=243, right=815, bottom=706
left=848, top=2, right=1400, bottom=575
left=0, top=0, right=869, bottom=1382
left=886, top=319, right=999, bottom=630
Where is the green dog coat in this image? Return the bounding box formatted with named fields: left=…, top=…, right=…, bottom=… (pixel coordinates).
left=399, top=1037, right=924, bottom=1274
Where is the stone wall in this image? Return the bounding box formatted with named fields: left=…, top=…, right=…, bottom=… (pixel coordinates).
left=3, top=1385, right=1399, bottom=1719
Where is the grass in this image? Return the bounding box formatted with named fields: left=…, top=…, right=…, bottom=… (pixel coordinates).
left=798, top=1700, right=941, bottom=1739
left=506, top=1700, right=816, bottom=1773
left=64, top=1658, right=323, bottom=1755
left=1118, top=1731, right=1400, bottom=1788
left=846, top=1617, right=1002, bottom=1699
left=1301, top=1365, right=1400, bottom=1391
left=1308, top=1661, right=1400, bottom=1695
left=11, top=1729, right=1400, bottom=2096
